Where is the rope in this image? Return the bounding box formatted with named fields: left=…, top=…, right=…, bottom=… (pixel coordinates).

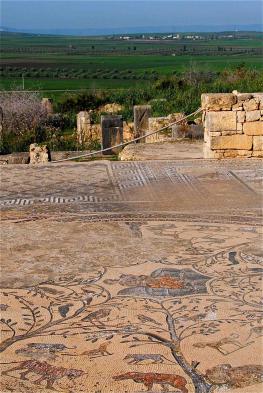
left=52, top=107, right=202, bottom=163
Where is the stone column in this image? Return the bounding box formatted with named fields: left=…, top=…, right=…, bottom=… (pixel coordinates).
left=41, top=98, right=53, bottom=114
left=77, top=111, right=92, bottom=145
left=134, top=105, right=151, bottom=142
left=101, top=115, right=123, bottom=154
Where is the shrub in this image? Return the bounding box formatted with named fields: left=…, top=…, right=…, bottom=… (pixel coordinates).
left=0, top=91, right=49, bottom=153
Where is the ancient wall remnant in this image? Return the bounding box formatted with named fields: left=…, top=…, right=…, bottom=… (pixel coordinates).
left=202, top=92, right=263, bottom=158
left=29, top=143, right=50, bottom=164
left=145, top=113, right=188, bottom=143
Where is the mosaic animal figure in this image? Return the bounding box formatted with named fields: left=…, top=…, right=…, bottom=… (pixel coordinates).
left=81, top=341, right=112, bottom=358
left=193, top=334, right=245, bottom=355
left=1, top=359, right=86, bottom=390
left=113, top=372, right=188, bottom=392
left=123, top=353, right=174, bottom=365
left=81, top=308, right=111, bottom=325
left=205, top=363, right=263, bottom=389
left=15, top=343, right=76, bottom=361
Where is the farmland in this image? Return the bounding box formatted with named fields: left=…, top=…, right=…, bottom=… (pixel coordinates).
left=1, top=31, right=263, bottom=93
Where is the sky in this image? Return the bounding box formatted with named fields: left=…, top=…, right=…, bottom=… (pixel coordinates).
left=1, top=1, right=262, bottom=32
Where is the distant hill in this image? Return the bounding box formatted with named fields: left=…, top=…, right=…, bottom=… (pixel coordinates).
left=1, top=24, right=262, bottom=36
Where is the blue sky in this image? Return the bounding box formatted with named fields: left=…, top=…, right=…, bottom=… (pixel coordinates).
left=1, top=1, right=262, bottom=30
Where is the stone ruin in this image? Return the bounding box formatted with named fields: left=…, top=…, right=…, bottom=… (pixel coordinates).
left=101, top=115, right=123, bottom=154
left=29, top=143, right=50, bottom=164
left=133, top=106, right=203, bottom=144
left=41, top=98, right=53, bottom=115
left=134, top=105, right=152, bottom=141
left=202, top=92, right=263, bottom=158
left=79, top=111, right=102, bottom=145
left=145, top=113, right=188, bottom=143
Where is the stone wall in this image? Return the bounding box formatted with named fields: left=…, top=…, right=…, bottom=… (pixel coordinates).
left=202, top=92, right=263, bottom=158
left=145, top=113, right=187, bottom=143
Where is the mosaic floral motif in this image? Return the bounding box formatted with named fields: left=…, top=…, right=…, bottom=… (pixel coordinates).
left=0, top=222, right=262, bottom=393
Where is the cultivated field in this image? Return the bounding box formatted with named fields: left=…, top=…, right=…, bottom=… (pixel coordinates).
left=1, top=31, right=262, bottom=93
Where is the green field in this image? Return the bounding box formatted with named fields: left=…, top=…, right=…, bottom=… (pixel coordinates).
left=1, top=31, right=263, bottom=92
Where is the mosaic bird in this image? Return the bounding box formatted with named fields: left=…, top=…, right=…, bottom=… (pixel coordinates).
left=81, top=309, right=111, bottom=324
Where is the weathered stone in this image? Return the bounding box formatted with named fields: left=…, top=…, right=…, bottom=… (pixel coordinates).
left=253, top=93, right=263, bottom=109
left=223, top=150, right=252, bottom=158
left=171, top=124, right=203, bottom=140
left=29, top=143, right=50, bottom=164
left=99, top=103, right=123, bottom=113
left=0, top=152, right=29, bottom=164
left=252, top=150, right=263, bottom=157
left=201, top=93, right=236, bottom=111
left=222, top=131, right=238, bottom=136
left=232, top=103, right=243, bottom=111
left=237, top=123, right=243, bottom=131
left=146, top=117, right=171, bottom=143
left=77, top=111, right=92, bottom=144
left=243, top=99, right=258, bottom=111
left=101, top=115, right=123, bottom=154
left=194, top=116, right=202, bottom=125
left=203, top=145, right=224, bottom=159
left=123, top=121, right=134, bottom=141
left=245, top=110, right=261, bottom=122
left=210, top=131, right=222, bottom=137
left=204, top=130, right=210, bottom=144
left=108, top=127, right=123, bottom=154
left=236, top=93, right=252, bottom=102
left=253, top=136, right=263, bottom=151
left=171, top=125, right=184, bottom=139
left=41, top=98, right=53, bottom=114
left=243, top=121, right=263, bottom=136
left=205, top=111, right=236, bottom=132
left=237, top=111, right=245, bottom=123
left=134, top=105, right=152, bottom=141
left=211, top=135, right=252, bottom=150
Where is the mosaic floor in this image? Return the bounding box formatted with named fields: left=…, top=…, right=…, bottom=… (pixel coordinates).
left=0, top=160, right=263, bottom=393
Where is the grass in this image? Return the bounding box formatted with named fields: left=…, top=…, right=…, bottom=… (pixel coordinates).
left=0, top=78, right=148, bottom=91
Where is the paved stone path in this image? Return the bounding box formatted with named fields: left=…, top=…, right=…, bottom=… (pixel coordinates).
left=0, top=160, right=262, bottom=393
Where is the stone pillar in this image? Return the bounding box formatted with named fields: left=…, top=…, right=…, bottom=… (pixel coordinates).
left=41, top=98, right=53, bottom=114
left=29, top=143, right=50, bottom=164
left=77, top=111, right=92, bottom=144
left=101, top=115, right=123, bottom=154
left=134, top=105, right=151, bottom=142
